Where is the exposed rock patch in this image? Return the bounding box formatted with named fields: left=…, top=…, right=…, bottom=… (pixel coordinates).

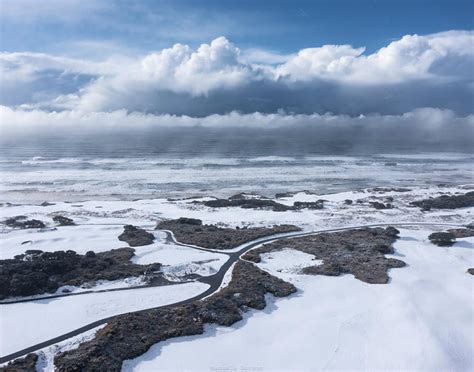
left=202, top=198, right=293, bottom=211
left=275, top=191, right=296, bottom=198
left=293, top=200, right=325, bottom=210
left=243, top=227, right=404, bottom=284
left=371, top=187, right=411, bottom=193
left=447, top=228, right=474, bottom=239
left=52, top=215, right=75, bottom=226
left=467, top=268, right=474, bottom=275
left=411, top=191, right=474, bottom=210
left=0, top=248, right=164, bottom=299
left=175, top=217, right=202, bottom=225
left=54, top=261, right=296, bottom=371
left=428, top=232, right=456, bottom=247
left=0, top=353, right=38, bottom=372
left=157, top=218, right=301, bottom=250
left=118, top=225, right=155, bottom=247
left=2, top=216, right=45, bottom=229
left=201, top=194, right=326, bottom=212
left=370, top=201, right=393, bottom=210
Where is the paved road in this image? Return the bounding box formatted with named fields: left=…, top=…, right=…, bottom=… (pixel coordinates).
left=0, top=222, right=466, bottom=364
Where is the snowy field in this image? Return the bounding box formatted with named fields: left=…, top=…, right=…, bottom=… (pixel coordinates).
left=0, top=281, right=209, bottom=357
left=1, top=185, right=472, bottom=235
left=1, top=184, right=473, bottom=368
left=0, top=224, right=126, bottom=259
left=132, top=240, right=228, bottom=280
left=124, top=229, right=474, bottom=371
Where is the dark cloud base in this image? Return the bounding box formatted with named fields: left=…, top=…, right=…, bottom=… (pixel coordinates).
left=100, top=80, right=474, bottom=117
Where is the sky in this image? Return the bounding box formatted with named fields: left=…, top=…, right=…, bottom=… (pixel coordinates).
left=0, top=0, right=473, bottom=147
left=1, top=0, right=473, bottom=56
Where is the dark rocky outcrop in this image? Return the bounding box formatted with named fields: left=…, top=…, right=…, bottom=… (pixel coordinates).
left=2, top=216, right=45, bottom=229
left=411, top=191, right=474, bottom=210
left=203, top=198, right=293, bottom=212
left=175, top=217, right=202, bottom=225
left=447, top=228, right=474, bottom=239
left=371, top=187, right=411, bottom=193
left=275, top=191, right=295, bottom=198
left=428, top=232, right=456, bottom=247
left=40, top=201, right=55, bottom=207
left=293, top=200, right=325, bottom=210
left=202, top=195, right=326, bottom=212
left=243, top=227, right=404, bottom=284
left=370, top=202, right=393, bottom=210
left=0, top=353, right=38, bottom=372
left=157, top=218, right=301, bottom=250
left=54, top=261, right=296, bottom=371
left=0, top=248, right=164, bottom=299
left=118, top=225, right=155, bottom=247
left=344, top=199, right=353, bottom=205
left=52, top=215, right=75, bottom=226
left=467, top=268, right=474, bottom=275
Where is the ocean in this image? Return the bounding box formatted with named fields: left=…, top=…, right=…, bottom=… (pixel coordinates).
left=0, top=140, right=472, bottom=202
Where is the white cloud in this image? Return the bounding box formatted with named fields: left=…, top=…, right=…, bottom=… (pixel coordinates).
left=1, top=105, right=472, bottom=133
left=1, top=31, right=473, bottom=114
left=140, top=37, right=255, bottom=95
left=278, top=30, right=474, bottom=84
left=0, top=52, right=112, bottom=82
left=276, top=45, right=365, bottom=81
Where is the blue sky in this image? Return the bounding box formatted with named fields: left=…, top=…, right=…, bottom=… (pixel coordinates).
left=1, top=0, right=473, bottom=57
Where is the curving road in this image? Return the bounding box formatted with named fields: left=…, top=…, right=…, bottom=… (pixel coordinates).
left=0, top=222, right=466, bottom=364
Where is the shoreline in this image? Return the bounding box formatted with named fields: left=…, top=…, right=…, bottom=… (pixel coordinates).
left=1, top=182, right=473, bottom=205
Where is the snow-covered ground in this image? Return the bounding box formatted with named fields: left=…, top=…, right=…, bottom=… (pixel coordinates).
left=0, top=282, right=209, bottom=357
left=0, top=224, right=126, bottom=259
left=1, top=185, right=471, bottom=237
left=1, top=184, right=473, bottom=367
left=4, top=184, right=468, bottom=293
left=132, top=241, right=228, bottom=281
left=124, top=229, right=474, bottom=371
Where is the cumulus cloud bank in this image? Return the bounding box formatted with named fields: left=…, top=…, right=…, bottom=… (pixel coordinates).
left=278, top=31, right=474, bottom=84
left=0, top=30, right=473, bottom=151
left=1, top=30, right=473, bottom=116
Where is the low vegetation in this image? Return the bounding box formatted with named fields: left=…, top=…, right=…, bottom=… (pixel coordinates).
left=157, top=217, right=301, bottom=249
